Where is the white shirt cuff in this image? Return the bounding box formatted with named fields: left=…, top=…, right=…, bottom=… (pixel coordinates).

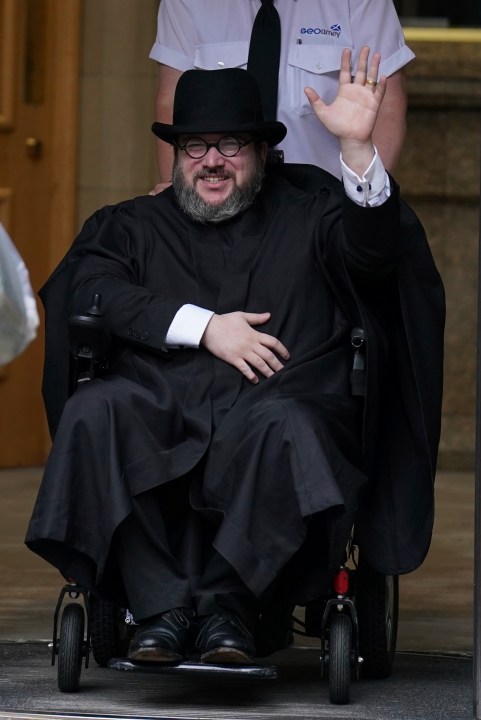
left=340, top=148, right=391, bottom=207
left=164, top=304, right=214, bottom=348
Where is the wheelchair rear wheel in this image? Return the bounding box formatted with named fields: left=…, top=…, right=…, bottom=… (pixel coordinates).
left=328, top=612, right=352, bottom=705
left=57, top=602, right=85, bottom=692
left=356, top=557, right=399, bottom=679
left=90, top=595, right=130, bottom=667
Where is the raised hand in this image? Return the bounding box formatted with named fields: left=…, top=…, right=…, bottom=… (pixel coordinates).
left=305, top=46, right=387, bottom=174
left=201, top=311, right=290, bottom=384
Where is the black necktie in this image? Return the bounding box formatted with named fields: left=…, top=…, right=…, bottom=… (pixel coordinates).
left=247, top=0, right=281, bottom=121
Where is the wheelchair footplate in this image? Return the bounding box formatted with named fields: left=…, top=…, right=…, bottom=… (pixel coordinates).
left=108, top=657, right=278, bottom=679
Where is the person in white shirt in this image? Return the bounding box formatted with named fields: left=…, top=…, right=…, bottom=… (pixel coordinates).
left=150, top=0, right=414, bottom=186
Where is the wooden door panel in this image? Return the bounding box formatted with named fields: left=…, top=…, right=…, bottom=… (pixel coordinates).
left=0, top=0, right=80, bottom=467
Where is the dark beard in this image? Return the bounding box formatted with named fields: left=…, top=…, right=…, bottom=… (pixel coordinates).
left=172, top=154, right=265, bottom=224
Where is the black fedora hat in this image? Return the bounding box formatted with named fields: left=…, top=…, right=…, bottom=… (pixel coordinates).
left=152, top=68, right=286, bottom=148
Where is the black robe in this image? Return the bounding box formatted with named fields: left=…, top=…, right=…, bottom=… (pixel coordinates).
left=26, top=170, right=445, bottom=605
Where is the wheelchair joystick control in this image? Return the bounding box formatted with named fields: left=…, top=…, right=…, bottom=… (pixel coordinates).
left=350, top=327, right=366, bottom=397
left=87, top=293, right=103, bottom=317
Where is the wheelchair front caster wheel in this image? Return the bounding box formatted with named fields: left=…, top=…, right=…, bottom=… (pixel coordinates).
left=328, top=612, right=352, bottom=705
left=57, top=602, right=85, bottom=692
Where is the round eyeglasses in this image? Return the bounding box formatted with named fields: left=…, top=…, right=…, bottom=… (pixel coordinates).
left=176, top=136, right=254, bottom=159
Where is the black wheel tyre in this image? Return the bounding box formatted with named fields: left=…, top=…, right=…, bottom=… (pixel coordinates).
left=90, top=595, right=127, bottom=667
left=58, top=603, right=85, bottom=693
left=328, top=613, right=352, bottom=705
left=357, top=557, right=399, bottom=679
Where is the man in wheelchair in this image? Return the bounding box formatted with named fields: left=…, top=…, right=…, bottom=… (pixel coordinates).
left=26, top=49, right=444, bottom=667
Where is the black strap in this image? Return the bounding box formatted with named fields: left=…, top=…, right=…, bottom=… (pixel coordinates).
left=247, top=0, right=281, bottom=121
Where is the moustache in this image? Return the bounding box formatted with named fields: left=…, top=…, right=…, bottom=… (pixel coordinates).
left=193, top=169, right=235, bottom=181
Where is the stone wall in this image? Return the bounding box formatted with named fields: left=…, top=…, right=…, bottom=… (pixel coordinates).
left=398, top=30, right=481, bottom=469
left=77, top=0, right=159, bottom=225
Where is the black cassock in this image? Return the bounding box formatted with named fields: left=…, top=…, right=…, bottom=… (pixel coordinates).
left=26, top=172, right=445, bottom=612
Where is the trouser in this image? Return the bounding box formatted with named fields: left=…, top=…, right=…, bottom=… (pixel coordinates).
left=114, top=481, right=257, bottom=626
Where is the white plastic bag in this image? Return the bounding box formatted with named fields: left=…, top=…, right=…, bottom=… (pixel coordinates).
left=0, top=223, right=39, bottom=364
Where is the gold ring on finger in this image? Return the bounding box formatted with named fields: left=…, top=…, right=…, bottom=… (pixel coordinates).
left=365, top=78, right=377, bottom=87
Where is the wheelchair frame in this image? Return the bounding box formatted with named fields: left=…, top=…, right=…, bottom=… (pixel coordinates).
left=51, top=553, right=398, bottom=704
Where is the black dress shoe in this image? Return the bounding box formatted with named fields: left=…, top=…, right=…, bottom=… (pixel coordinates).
left=128, top=608, right=193, bottom=663
left=196, top=611, right=256, bottom=664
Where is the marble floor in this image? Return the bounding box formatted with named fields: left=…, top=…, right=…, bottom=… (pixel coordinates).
left=0, top=466, right=474, bottom=654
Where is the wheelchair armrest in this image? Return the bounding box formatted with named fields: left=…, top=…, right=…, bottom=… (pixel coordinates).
left=68, top=293, right=111, bottom=389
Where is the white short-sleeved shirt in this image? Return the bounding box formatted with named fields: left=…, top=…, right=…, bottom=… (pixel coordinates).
left=149, top=0, right=415, bottom=178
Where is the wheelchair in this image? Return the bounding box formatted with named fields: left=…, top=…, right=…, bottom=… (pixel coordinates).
left=49, top=282, right=399, bottom=706
left=43, top=160, right=404, bottom=705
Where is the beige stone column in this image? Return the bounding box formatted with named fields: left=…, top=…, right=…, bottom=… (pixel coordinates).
left=399, top=29, right=481, bottom=470
left=77, top=0, right=159, bottom=225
